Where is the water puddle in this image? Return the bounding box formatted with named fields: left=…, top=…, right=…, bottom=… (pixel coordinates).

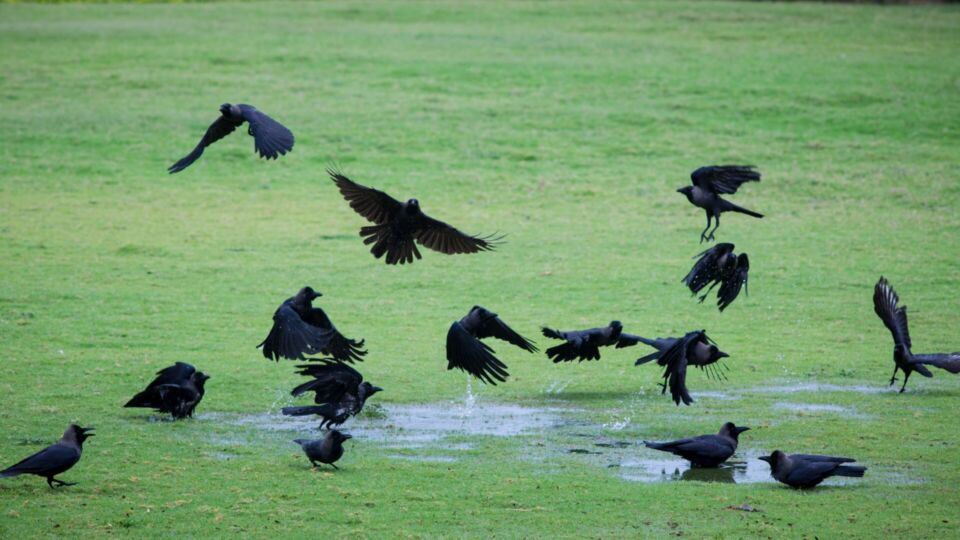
left=747, top=383, right=890, bottom=395
left=772, top=402, right=867, bottom=418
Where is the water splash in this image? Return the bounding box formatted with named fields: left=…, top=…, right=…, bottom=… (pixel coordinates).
left=464, top=376, right=476, bottom=414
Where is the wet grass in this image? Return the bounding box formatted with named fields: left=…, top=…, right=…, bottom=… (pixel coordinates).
left=1, top=0, right=960, bottom=538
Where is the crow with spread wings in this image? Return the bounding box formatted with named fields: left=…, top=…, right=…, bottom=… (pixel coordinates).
left=446, top=305, right=538, bottom=385
left=542, top=321, right=643, bottom=363
left=682, top=243, right=750, bottom=311
left=259, top=287, right=366, bottom=363
left=676, top=165, right=763, bottom=243
left=626, top=330, right=730, bottom=405
left=282, top=360, right=382, bottom=429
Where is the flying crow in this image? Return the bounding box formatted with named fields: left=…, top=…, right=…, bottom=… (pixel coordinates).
left=259, top=287, right=366, bottom=363
left=282, top=360, right=382, bottom=429
left=682, top=243, right=749, bottom=311
left=677, top=165, right=763, bottom=243
left=446, top=305, right=538, bottom=385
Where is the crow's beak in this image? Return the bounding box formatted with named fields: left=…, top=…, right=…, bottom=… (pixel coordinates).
left=758, top=455, right=771, bottom=464
left=313, top=291, right=323, bottom=299
left=81, top=427, right=95, bottom=436
left=676, top=188, right=684, bottom=193
left=372, top=386, right=384, bottom=393
left=718, top=351, right=729, bottom=359
left=342, top=434, right=353, bottom=440
left=735, top=426, right=750, bottom=435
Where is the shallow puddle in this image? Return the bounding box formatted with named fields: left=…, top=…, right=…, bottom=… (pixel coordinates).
left=747, top=382, right=890, bottom=395
left=771, top=402, right=867, bottom=418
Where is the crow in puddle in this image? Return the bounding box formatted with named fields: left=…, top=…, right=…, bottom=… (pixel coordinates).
left=677, top=165, right=763, bottom=243
left=758, top=451, right=866, bottom=489
left=259, top=287, right=366, bottom=363
left=293, top=430, right=352, bottom=470
left=873, top=277, right=960, bottom=392
left=124, top=362, right=210, bottom=419
left=625, top=330, right=729, bottom=405
left=542, top=321, right=644, bottom=362
left=168, top=103, right=294, bottom=173
left=682, top=243, right=750, bottom=311
left=644, top=422, right=750, bottom=468
left=282, top=360, right=382, bottom=429
left=330, top=169, right=502, bottom=265
left=1, top=425, right=94, bottom=488
left=447, top=305, right=538, bottom=385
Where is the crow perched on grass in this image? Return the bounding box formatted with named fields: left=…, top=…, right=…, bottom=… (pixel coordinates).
left=1, top=425, right=94, bottom=488
left=758, top=451, right=866, bottom=489
left=873, top=277, right=960, bottom=392
left=446, top=305, right=538, bottom=385
left=282, top=360, right=382, bottom=429
left=330, top=169, right=502, bottom=265
left=124, top=362, right=210, bottom=419
left=168, top=103, right=294, bottom=173
left=682, top=243, right=749, bottom=311
left=644, top=422, right=750, bottom=468
left=293, top=430, right=352, bottom=470
left=259, top=287, right=366, bottom=363
left=677, top=165, right=763, bottom=243
left=627, top=330, right=729, bottom=405
left=542, top=321, right=643, bottom=363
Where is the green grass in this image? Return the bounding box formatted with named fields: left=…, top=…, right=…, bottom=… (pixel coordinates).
left=1, top=1, right=959, bottom=537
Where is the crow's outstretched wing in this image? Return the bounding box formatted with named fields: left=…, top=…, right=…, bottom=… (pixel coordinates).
left=718, top=253, right=749, bottom=311
left=292, top=360, right=363, bottom=403
left=913, top=353, right=960, bottom=374
left=873, top=277, right=911, bottom=349
left=690, top=165, right=760, bottom=194
left=475, top=315, right=538, bottom=353
left=446, top=321, right=509, bottom=384
left=259, top=304, right=335, bottom=361
left=329, top=170, right=403, bottom=224
left=168, top=115, right=240, bottom=173
left=301, top=307, right=367, bottom=363
left=683, top=243, right=734, bottom=294
left=656, top=332, right=702, bottom=405
left=414, top=214, right=502, bottom=255
left=238, top=105, right=294, bottom=160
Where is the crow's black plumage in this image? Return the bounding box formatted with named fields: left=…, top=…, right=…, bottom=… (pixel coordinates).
left=259, top=287, right=366, bottom=363
left=1, top=425, right=94, bottom=488
left=124, top=362, right=210, bottom=419
left=168, top=103, right=294, bottom=173
left=873, top=277, right=960, bottom=393
left=644, top=422, right=750, bottom=468
left=293, top=430, right=352, bottom=470
left=330, top=169, right=502, bottom=265
left=682, top=243, right=750, bottom=311
left=758, top=451, right=866, bottom=489
left=628, top=330, right=729, bottom=405
left=446, top=305, right=538, bottom=385
left=281, top=360, right=382, bottom=429
left=542, top=321, right=643, bottom=363
left=677, top=165, right=763, bottom=243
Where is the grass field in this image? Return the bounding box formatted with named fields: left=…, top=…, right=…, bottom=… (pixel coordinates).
left=1, top=1, right=959, bottom=537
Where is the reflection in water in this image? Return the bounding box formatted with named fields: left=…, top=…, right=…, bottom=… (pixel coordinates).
left=680, top=465, right=740, bottom=483
left=619, top=457, right=770, bottom=484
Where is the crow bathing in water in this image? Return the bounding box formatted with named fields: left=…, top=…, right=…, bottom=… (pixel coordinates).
left=259, top=287, right=366, bottom=363
left=677, top=165, right=763, bottom=243
left=1, top=425, right=94, bottom=488
left=759, top=451, right=866, bottom=489
left=644, top=422, right=750, bottom=468
left=124, top=362, right=210, bottom=419
left=446, top=305, right=538, bottom=385
left=282, top=360, right=382, bottom=429
left=682, top=243, right=750, bottom=311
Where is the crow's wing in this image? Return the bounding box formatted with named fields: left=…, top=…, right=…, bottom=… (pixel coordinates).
left=784, top=461, right=838, bottom=486
left=0, top=444, right=79, bottom=477
left=414, top=213, right=502, bottom=255
left=789, top=454, right=856, bottom=464
left=152, top=362, right=196, bottom=386
left=668, top=436, right=733, bottom=461
left=446, top=321, right=509, bottom=385
left=259, top=304, right=335, bottom=361
left=475, top=315, right=538, bottom=353
left=238, top=105, right=294, bottom=159
left=292, top=360, right=363, bottom=403
left=657, top=332, right=700, bottom=405
left=913, top=353, right=960, bottom=374
left=168, top=115, right=240, bottom=173
left=717, top=253, right=749, bottom=312
left=690, top=165, right=760, bottom=194
left=683, top=243, right=734, bottom=294
left=301, top=307, right=367, bottom=363
left=329, top=170, right=403, bottom=225
left=873, top=277, right=911, bottom=349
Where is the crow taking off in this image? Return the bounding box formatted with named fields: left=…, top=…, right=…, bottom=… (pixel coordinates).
left=758, top=451, right=866, bottom=489
left=677, top=165, right=763, bottom=243
left=446, top=305, right=538, bottom=385
left=330, top=169, right=502, bottom=265
left=124, top=362, right=210, bottom=419
left=293, top=430, right=352, bottom=470
left=873, top=277, right=960, bottom=392
left=168, top=103, right=294, bottom=173
left=644, top=422, right=750, bottom=468
left=259, top=287, right=366, bottom=363
left=627, top=330, right=729, bottom=405
left=542, top=321, right=643, bottom=363
left=282, top=360, right=382, bottom=429
left=1, top=425, right=94, bottom=488
left=682, top=243, right=749, bottom=311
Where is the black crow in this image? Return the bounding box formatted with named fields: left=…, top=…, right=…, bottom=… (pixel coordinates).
left=677, top=165, right=763, bottom=243
left=282, top=360, right=382, bottom=429
left=682, top=243, right=750, bottom=311
left=124, top=362, right=210, bottom=419
left=627, top=330, right=729, bottom=405
left=542, top=321, right=643, bottom=363
left=329, top=169, right=502, bottom=265
left=259, top=287, right=366, bottom=363
left=293, top=430, right=352, bottom=470
left=758, top=451, right=866, bottom=489
left=644, top=422, right=749, bottom=468
left=168, top=103, right=294, bottom=173
left=874, top=277, right=960, bottom=392
left=1, top=425, right=94, bottom=488
left=446, top=305, right=538, bottom=385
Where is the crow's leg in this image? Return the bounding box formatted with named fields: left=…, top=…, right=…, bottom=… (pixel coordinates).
left=706, top=214, right=720, bottom=242
left=330, top=463, right=340, bottom=470
left=700, top=214, right=712, bottom=244
left=49, top=477, right=76, bottom=488
left=888, top=365, right=899, bottom=386
left=899, top=371, right=911, bottom=394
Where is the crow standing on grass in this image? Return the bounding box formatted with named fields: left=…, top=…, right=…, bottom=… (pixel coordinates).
left=124, top=362, right=210, bottom=419
left=676, top=165, right=763, bottom=243
left=446, top=305, right=538, bottom=385
left=330, top=169, right=502, bottom=265
left=259, top=287, right=367, bottom=363
left=644, top=422, right=750, bottom=468
left=873, top=277, right=960, bottom=392
left=0, top=425, right=94, bottom=488
left=682, top=243, right=750, bottom=311
left=282, top=360, right=382, bottom=429
left=758, top=451, right=866, bottom=489
left=627, top=330, right=730, bottom=405
left=542, top=321, right=644, bottom=363
left=293, top=430, right=352, bottom=470
left=168, top=103, right=294, bottom=173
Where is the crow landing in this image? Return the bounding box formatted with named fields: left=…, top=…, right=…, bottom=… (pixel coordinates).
left=677, top=165, right=763, bottom=243
left=446, top=305, right=538, bottom=385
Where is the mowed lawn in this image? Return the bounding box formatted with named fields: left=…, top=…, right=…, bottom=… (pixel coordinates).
left=1, top=1, right=959, bottom=537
